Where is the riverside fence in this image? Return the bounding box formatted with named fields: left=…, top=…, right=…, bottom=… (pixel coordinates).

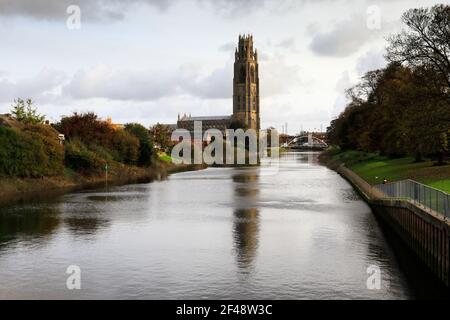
left=373, top=179, right=450, bottom=219
left=337, top=164, right=450, bottom=286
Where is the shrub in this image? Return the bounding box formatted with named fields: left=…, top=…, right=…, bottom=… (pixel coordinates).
left=56, top=112, right=140, bottom=166
left=22, top=124, right=64, bottom=176
left=112, top=130, right=139, bottom=165
left=64, top=139, right=103, bottom=174
left=124, top=123, right=153, bottom=166
left=0, top=126, right=49, bottom=177
left=55, top=112, right=114, bottom=150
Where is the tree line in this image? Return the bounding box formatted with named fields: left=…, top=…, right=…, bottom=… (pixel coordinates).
left=0, top=100, right=175, bottom=178
left=327, top=4, right=450, bottom=164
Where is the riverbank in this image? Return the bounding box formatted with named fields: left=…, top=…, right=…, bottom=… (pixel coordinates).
left=0, top=160, right=205, bottom=207
left=320, top=149, right=450, bottom=287
left=319, top=149, right=450, bottom=193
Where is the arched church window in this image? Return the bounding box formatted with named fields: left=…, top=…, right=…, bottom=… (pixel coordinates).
left=250, top=65, right=256, bottom=83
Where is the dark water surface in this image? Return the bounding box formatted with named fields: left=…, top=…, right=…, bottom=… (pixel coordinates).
left=0, top=152, right=445, bottom=299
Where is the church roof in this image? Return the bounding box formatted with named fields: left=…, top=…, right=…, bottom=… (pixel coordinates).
left=179, top=115, right=232, bottom=122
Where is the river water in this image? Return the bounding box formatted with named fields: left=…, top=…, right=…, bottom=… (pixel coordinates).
left=0, top=152, right=445, bottom=299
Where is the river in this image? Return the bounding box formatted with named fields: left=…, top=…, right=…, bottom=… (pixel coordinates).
left=0, top=152, right=446, bottom=299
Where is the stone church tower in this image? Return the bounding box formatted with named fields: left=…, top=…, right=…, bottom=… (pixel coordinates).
left=232, top=34, right=260, bottom=131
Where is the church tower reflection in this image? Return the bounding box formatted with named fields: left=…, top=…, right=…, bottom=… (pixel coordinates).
left=232, top=168, right=260, bottom=271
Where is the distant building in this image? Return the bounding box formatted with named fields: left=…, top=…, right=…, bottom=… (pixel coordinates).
left=177, top=114, right=231, bottom=133
left=106, top=117, right=124, bottom=130
left=174, top=34, right=260, bottom=133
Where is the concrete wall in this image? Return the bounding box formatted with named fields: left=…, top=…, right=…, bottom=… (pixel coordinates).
left=336, top=164, right=450, bottom=287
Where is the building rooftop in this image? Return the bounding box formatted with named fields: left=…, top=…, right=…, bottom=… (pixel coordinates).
left=178, top=115, right=232, bottom=122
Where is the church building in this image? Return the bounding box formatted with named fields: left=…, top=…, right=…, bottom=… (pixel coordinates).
left=176, top=34, right=260, bottom=133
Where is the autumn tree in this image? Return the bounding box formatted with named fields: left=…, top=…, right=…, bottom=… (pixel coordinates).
left=328, top=5, right=450, bottom=164
left=149, top=123, right=174, bottom=152
left=386, top=4, right=450, bottom=90
left=55, top=112, right=140, bottom=166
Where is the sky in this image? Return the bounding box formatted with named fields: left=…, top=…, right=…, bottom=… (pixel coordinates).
left=0, top=0, right=448, bottom=133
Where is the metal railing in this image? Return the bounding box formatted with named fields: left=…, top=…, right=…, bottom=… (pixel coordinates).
left=373, top=179, right=450, bottom=219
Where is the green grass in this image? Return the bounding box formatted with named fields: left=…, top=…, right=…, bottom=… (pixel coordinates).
left=350, top=157, right=433, bottom=185
left=330, top=150, right=449, bottom=193
left=158, top=153, right=172, bottom=163
left=424, top=179, right=450, bottom=194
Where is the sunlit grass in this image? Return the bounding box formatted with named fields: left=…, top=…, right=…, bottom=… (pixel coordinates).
left=331, top=150, right=449, bottom=193
left=157, top=151, right=172, bottom=163
left=425, top=179, right=450, bottom=193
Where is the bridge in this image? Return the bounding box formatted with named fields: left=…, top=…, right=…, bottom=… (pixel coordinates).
left=281, top=133, right=328, bottom=150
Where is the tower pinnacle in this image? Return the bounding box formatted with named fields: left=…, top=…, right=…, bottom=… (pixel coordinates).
left=232, top=34, right=260, bottom=130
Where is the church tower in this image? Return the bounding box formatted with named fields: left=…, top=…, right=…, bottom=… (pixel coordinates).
left=232, top=34, right=260, bottom=131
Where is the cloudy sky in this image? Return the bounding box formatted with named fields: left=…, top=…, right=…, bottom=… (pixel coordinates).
left=0, top=0, right=447, bottom=133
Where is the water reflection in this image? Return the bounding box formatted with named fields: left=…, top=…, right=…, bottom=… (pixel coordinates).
left=64, top=216, right=109, bottom=236
left=232, top=169, right=260, bottom=270
left=0, top=205, right=61, bottom=249
left=0, top=152, right=446, bottom=299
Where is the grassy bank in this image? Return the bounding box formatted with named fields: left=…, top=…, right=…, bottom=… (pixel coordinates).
left=0, top=158, right=205, bottom=207
left=321, top=149, right=450, bottom=193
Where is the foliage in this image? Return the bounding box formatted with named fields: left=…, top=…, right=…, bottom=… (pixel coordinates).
left=0, top=126, right=62, bottom=177
left=55, top=112, right=140, bottom=165
left=10, top=98, right=45, bottom=125
left=64, top=139, right=104, bottom=174
left=330, top=66, right=444, bottom=159
left=22, top=124, right=64, bottom=175
left=386, top=4, right=450, bottom=89
left=55, top=112, right=114, bottom=149
left=329, top=5, right=450, bottom=164
left=111, top=129, right=139, bottom=165
left=149, top=123, right=174, bottom=152
left=124, top=123, right=153, bottom=166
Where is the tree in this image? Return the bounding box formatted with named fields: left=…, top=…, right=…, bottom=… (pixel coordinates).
left=112, top=130, right=139, bottom=165
left=55, top=112, right=140, bottom=165
left=149, top=123, right=174, bottom=152
left=124, top=123, right=153, bottom=166
left=328, top=5, right=450, bottom=164
left=10, top=98, right=45, bottom=124
left=55, top=112, right=114, bottom=149
left=386, top=4, right=450, bottom=89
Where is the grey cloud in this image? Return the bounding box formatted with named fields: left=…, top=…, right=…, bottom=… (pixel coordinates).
left=3, top=58, right=303, bottom=104
left=335, top=71, right=352, bottom=93
left=218, top=42, right=236, bottom=52
left=0, top=0, right=406, bottom=21
left=184, top=65, right=233, bottom=99
left=332, top=94, right=348, bottom=117
left=63, top=66, right=177, bottom=101
left=276, top=38, right=299, bottom=53
left=62, top=64, right=231, bottom=101
left=309, top=17, right=381, bottom=57
left=0, top=0, right=174, bottom=21
left=199, top=0, right=403, bottom=18
left=261, top=56, right=305, bottom=96
left=355, top=49, right=386, bottom=76
left=0, top=69, right=65, bottom=103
